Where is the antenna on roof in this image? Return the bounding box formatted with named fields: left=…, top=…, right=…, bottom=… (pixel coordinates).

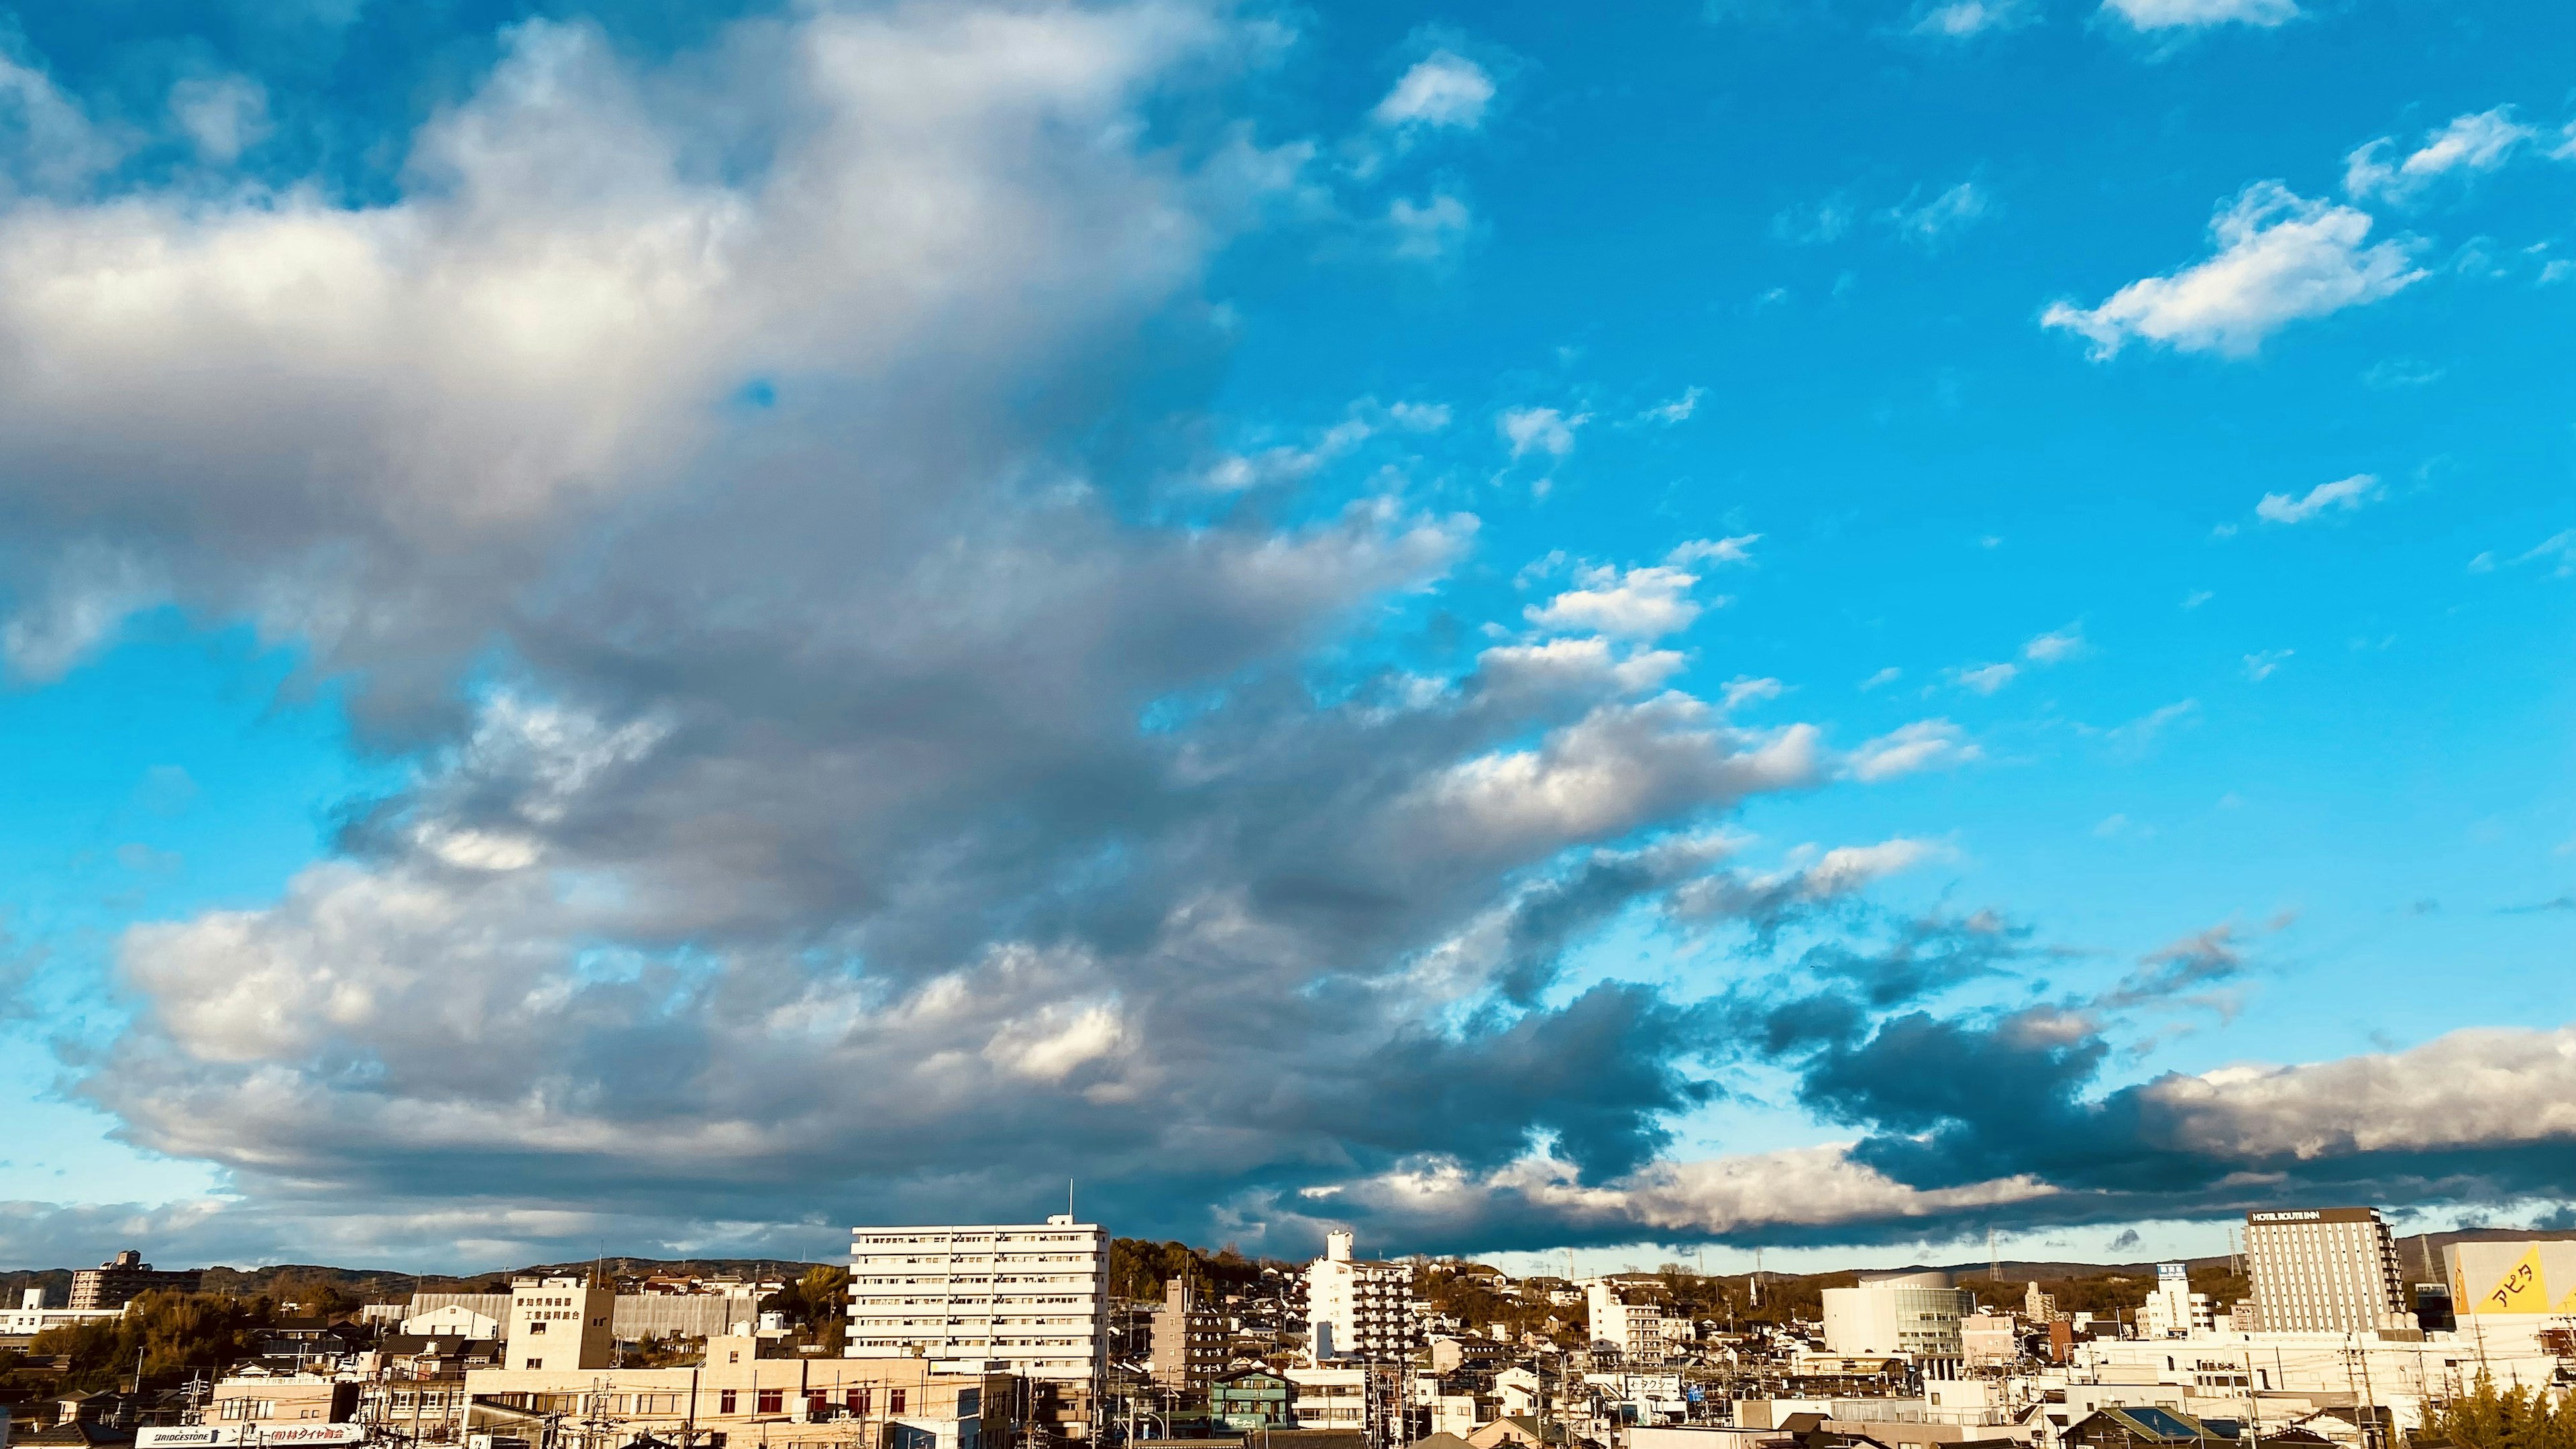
left=1069, top=1179, right=1076, bottom=1222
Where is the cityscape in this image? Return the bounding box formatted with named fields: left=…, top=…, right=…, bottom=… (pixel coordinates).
left=5, top=1208, right=2575, bottom=1449
left=1, top=5, right=2573, bottom=1449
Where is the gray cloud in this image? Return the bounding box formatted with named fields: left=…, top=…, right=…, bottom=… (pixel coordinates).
left=0, top=2, right=1900, bottom=1267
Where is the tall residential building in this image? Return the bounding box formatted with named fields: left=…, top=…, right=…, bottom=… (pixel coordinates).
left=2140, top=1263, right=2214, bottom=1338
left=1582, top=1282, right=1668, bottom=1364
left=68, top=1250, right=203, bottom=1309
left=2243, top=1208, right=2414, bottom=1334
left=1150, top=1277, right=1229, bottom=1391
left=1819, top=1271, right=1973, bottom=1359
left=845, top=1217, right=1109, bottom=1382
left=506, top=1276, right=614, bottom=1372
left=1304, top=1231, right=1419, bottom=1361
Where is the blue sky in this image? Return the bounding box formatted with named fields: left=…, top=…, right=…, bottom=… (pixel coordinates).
left=0, top=0, right=2571, bottom=1273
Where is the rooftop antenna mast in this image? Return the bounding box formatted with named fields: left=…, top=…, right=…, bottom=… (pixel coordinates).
left=1988, top=1227, right=2000, bottom=1285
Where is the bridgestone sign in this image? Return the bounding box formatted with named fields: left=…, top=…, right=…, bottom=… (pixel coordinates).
left=139, top=1427, right=365, bottom=1447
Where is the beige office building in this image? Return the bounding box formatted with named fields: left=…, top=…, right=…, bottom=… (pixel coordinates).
left=506, top=1276, right=616, bottom=1372
left=2243, top=1207, right=2414, bottom=1334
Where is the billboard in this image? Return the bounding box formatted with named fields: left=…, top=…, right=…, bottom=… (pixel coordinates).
left=2445, top=1240, right=2576, bottom=1316
left=138, top=1426, right=364, bottom=1447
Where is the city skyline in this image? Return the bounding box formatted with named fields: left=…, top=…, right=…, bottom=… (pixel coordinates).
left=1, top=0, right=2573, bottom=1273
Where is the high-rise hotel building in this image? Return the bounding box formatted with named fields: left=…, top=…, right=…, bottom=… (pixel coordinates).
left=845, top=1217, right=1109, bottom=1382
left=2243, top=1206, right=2416, bottom=1334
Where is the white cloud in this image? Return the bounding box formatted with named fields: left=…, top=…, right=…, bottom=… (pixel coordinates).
left=1951, top=661, right=2019, bottom=694
left=2043, top=182, right=2422, bottom=358
left=1526, top=563, right=1711, bottom=639
left=2345, top=108, right=2536, bottom=202
left=1884, top=181, right=1991, bottom=246
left=1388, top=193, right=1471, bottom=259
left=1845, top=718, right=1982, bottom=782
left=2100, top=0, right=2297, bottom=29
left=2255, top=472, right=2380, bottom=524
left=2243, top=649, right=2292, bottom=681
left=2022, top=623, right=2086, bottom=664
left=1770, top=198, right=1853, bottom=246
left=1860, top=666, right=1901, bottom=690
left=1910, top=0, right=2035, bottom=36
left=2182, top=589, right=2212, bottom=608
left=1371, top=51, right=1495, bottom=130
left=1719, top=676, right=1784, bottom=710
left=1387, top=400, right=1451, bottom=431
left=1638, top=386, right=1705, bottom=425
left=1665, top=534, right=1759, bottom=567
left=1499, top=405, right=1587, bottom=460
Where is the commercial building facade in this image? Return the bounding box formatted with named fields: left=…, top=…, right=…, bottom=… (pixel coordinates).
left=468, top=1334, right=1006, bottom=1449
left=1819, top=1272, right=1972, bottom=1360
left=2442, top=1239, right=2576, bottom=1317
left=2243, top=1208, right=2414, bottom=1334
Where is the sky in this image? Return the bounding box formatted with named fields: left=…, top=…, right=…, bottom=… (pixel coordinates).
left=0, top=0, right=2571, bottom=1277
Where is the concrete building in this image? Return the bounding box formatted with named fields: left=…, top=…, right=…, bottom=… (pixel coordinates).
left=1284, top=1366, right=1372, bottom=1432
left=1959, top=1313, right=2017, bottom=1366
left=400, top=1303, right=502, bottom=1339
left=504, top=1277, right=614, bottom=1373
left=69, top=1250, right=203, bottom=1309
left=3, top=1288, right=126, bottom=1340
left=2243, top=1208, right=2414, bottom=1334
left=2442, top=1239, right=2576, bottom=1317
left=469, top=1334, right=1006, bottom=1449
left=1305, top=1230, right=1420, bottom=1360
left=1583, top=1283, right=1668, bottom=1364
left=1148, top=1277, right=1228, bottom=1391
left=1819, top=1272, right=1972, bottom=1360
left=845, top=1217, right=1108, bottom=1383
left=2141, top=1264, right=2214, bottom=1339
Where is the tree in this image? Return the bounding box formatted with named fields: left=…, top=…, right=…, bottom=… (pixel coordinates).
left=2426, top=1372, right=2576, bottom=1449
left=32, top=1291, right=274, bottom=1391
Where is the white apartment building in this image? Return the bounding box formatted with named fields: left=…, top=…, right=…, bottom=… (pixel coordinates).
left=2141, top=1263, right=2214, bottom=1338
left=1304, top=1230, right=1421, bottom=1360
left=1584, top=1282, right=1668, bottom=1363
left=2243, top=1208, right=2414, bottom=1334
left=1819, top=1271, right=1972, bottom=1360
left=845, top=1216, right=1108, bottom=1382
left=3, top=1287, right=125, bottom=1338
left=505, top=1277, right=614, bottom=1373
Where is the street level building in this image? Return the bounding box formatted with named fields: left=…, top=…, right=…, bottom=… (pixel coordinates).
left=845, top=1217, right=1108, bottom=1383
left=2243, top=1208, right=2414, bottom=1334
left=70, top=1250, right=203, bottom=1309
left=469, top=1334, right=1005, bottom=1449
left=1305, top=1231, right=1419, bottom=1360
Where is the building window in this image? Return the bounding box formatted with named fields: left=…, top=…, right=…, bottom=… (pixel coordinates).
left=847, top=1390, right=871, bottom=1415
left=757, top=1391, right=784, bottom=1415
left=718, top=1391, right=738, bottom=1415
left=890, top=1391, right=907, bottom=1415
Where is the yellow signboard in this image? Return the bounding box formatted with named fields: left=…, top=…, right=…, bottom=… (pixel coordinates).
left=2480, top=1246, right=2548, bottom=1314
